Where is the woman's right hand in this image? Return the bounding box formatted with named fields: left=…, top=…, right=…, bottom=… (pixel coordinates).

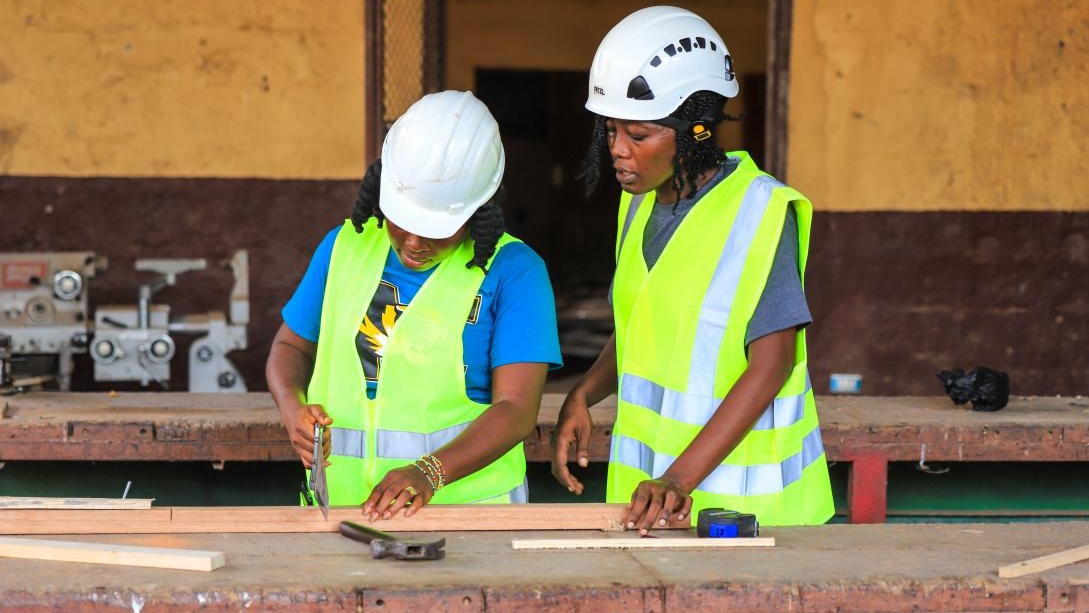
left=550, top=391, right=594, bottom=494
left=285, top=403, right=333, bottom=469
left=266, top=324, right=328, bottom=469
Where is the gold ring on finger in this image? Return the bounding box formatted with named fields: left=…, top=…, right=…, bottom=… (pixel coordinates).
left=405, top=485, right=418, bottom=497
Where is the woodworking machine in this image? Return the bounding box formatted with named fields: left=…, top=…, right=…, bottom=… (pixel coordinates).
left=91, top=250, right=250, bottom=391
left=1, top=250, right=249, bottom=392
left=0, top=252, right=102, bottom=390
left=0, top=333, right=12, bottom=388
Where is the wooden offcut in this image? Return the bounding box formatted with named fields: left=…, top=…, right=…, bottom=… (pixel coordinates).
left=0, top=503, right=689, bottom=535
left=998, top=543, right=1089, bottom=578
left=0, top=536, right=224, bottom=571
left=0, top=497, right=154, bottom=510
left=512, top=536, right=776, bottom=550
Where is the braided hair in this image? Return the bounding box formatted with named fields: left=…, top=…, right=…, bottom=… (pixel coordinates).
left=350, top=158, right=506, bottom=273
left=578, top=90, right=735, bottom=200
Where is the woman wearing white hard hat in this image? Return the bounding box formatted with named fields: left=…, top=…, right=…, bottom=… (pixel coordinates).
left=551, top=6, right=833, bottom=530
left=268, top=90, right=561, bottom=519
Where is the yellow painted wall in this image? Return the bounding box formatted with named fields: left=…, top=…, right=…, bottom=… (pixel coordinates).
left=0, top=1, right=365, bottom=179
left=447, top=0, right=767, bottom=152
left=789, top=0, right=1089, bottom=211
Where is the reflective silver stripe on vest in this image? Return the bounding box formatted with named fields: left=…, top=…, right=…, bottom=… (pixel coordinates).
left=620, top=371, right=811, bottom=431
left=611, top=193, right=646, bottom=306
left=466, top=479, right=529, bottom=504
left=617, top=193, right=646, bottom=256
left=376, top=421, right=472, bottom=460
left=611, top=425, right=825, bottom=496
left=329, top=427, right=527, bottom=503
left=330, top=427, right=366, bottom=458
left=689, top=175, right=782, bottom=396
left=330, top=422, right=471, bottom=460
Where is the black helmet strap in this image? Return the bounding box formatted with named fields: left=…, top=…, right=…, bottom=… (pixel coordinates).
left=655, top=109, right=746, bottom=142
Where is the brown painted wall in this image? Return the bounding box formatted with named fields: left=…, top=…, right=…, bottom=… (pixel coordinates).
left=5, top=179, right=1086, bottom=396
left=806, top=211, right=1089, bottom=396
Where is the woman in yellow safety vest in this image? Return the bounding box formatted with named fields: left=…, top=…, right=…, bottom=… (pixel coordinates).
left=551, top=6, right=834, bottom=531
left=268, top=90, right=561, bottom=521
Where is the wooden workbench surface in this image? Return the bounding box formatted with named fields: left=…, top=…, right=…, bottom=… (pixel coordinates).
left=3, top=392, right=1089, bottom=463
left=6, top=391, right=1089, bottom=426
left=1, top=521, right=1087, bottom=612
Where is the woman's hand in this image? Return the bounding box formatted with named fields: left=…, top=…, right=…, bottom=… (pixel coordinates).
left=284, top=403, right=332, bottom=469
left=550, top=392, right=594, bottom=494
left=625, top=478, right=694, bottom=535
left=266, top=324, right=331, bottom=468
left=550, top=334, right=618, bottom=495
left=363, top=464, right=435, bottom=521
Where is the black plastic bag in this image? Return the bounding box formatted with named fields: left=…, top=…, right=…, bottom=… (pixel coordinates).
left=936, top=367, right=1010, bottom=412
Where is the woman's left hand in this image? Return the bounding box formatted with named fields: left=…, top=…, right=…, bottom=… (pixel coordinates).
left=626, top=478, right=693, bottom=534
left=363, top=465, right=434, bottom=521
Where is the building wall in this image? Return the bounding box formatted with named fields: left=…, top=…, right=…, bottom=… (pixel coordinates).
left=1, top=1, right=365, bottom=392
left=789, top=0, right=1089, bottom=211
left=3, top=0, right=1086, bottom=396
left=790, top=0, right=1089, bottom=395
left=0, top=0, right=365, bottom=178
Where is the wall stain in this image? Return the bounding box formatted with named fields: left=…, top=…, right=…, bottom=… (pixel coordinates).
left=0, top=126, right=27, bottom=173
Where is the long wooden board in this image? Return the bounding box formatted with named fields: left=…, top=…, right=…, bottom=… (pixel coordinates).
left=512, top=536, right=775, bottom=550
left=0, top=504, right=690, bottom=535
left=0, top=497, right=154, bottom=510
left=0, top=536, right=224, bottom=571
left=998, top=543, right=1089, bottom=578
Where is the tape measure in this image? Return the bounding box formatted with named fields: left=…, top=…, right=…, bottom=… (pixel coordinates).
left=696, top=508, right=759, bottom=538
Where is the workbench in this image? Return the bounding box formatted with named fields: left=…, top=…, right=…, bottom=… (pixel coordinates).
left=1, top=521, right=1088, bottom=612
left=3, top=393, right=1089, bottom=524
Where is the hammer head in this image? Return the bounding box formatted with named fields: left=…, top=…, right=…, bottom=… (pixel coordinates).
left=370, top=537, right=446, bottom=561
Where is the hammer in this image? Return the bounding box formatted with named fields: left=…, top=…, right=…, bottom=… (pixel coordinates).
left=338, top=521, right=445, bottom=561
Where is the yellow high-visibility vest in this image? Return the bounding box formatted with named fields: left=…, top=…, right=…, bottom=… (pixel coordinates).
left=307, top=219, right=526, bottom=504
left=609, top=151, right=834, bottom=526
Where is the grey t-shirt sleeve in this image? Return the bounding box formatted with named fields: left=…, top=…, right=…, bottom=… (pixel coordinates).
left=745, top=204, right=812, bottom=346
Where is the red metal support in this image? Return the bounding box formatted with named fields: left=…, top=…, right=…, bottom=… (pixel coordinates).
left=847, top=452, right=889, bottom=524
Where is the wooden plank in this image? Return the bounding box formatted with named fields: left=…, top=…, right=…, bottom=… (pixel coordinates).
left=998, top=543, right=1089, bottom=578
left=0, top=536, right=224, bottom=571
left=0, top=497, right=153, bottom=510
left=512, top=537, right=775, bottom=550
left=0, top=504, right=690, bottom=535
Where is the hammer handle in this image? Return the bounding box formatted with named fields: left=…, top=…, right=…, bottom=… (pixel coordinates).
left=338, top=520, right=394, bottom=545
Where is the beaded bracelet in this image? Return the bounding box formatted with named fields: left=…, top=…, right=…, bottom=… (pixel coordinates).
left=413, top=458, right=442, bottom=492
left=424, top=454, right=447, bottom=485
left=413, top=454, right=447, bottom=492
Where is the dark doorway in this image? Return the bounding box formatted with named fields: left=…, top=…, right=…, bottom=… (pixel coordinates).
left=476, top=69, right=620, bottom=369
left=475, top=69, right=619, bottom=291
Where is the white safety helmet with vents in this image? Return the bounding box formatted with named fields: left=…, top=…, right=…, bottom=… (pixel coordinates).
left=379, top=90, right=505, bottom=239
left=586, top=5, right=738, bottom=121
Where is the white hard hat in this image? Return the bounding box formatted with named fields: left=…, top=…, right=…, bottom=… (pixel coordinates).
left=586, top=6, right=738, bottom=121
left=379, top=90, right=505, bottom=239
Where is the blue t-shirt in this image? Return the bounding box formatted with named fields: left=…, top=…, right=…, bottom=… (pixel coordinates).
left=283, top=227, right=563, bottom=404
